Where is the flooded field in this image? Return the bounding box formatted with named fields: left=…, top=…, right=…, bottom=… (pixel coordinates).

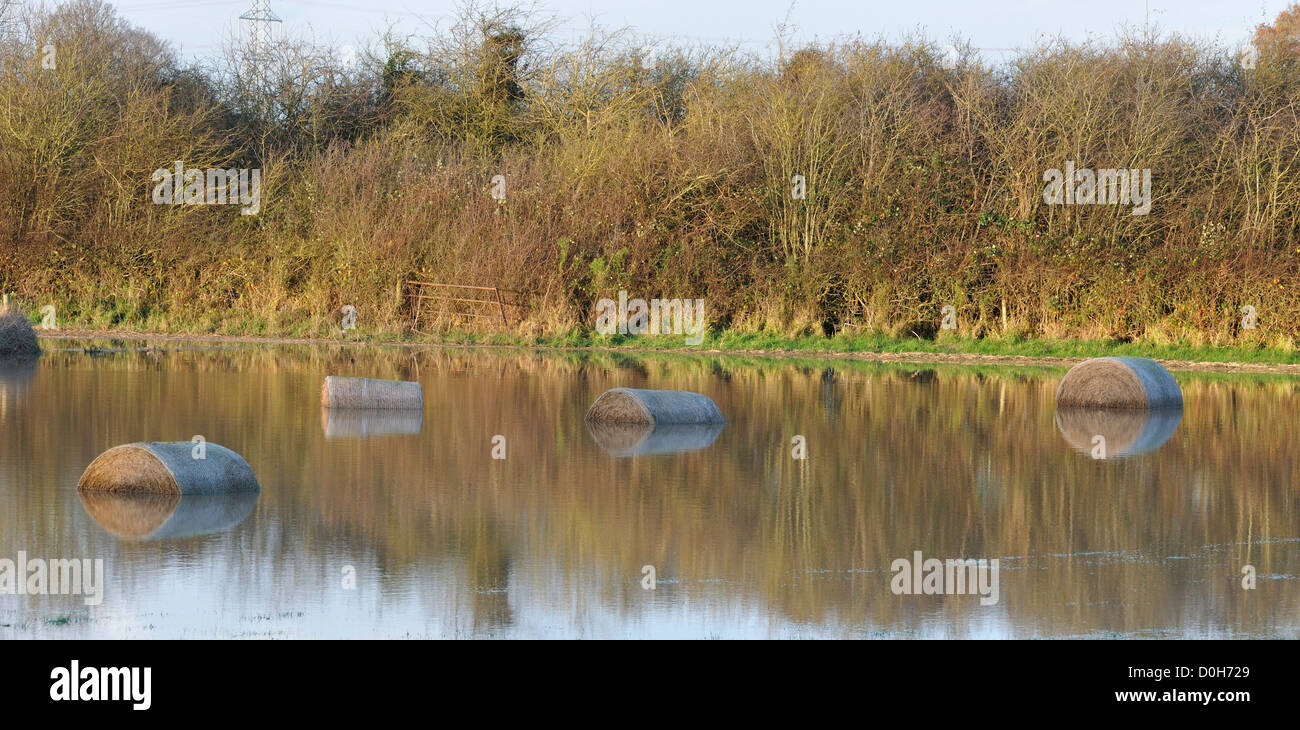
left=1, top=343, right=1297, bottom=638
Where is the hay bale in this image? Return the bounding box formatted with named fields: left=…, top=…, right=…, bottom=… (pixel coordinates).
left=77, top=442, right=260, bottom=495
left=584, top=387, right=725, bottom=426
left=0, top=308, right=40, bottom=360
left=1055, top=407, right=1182, bottom=458
left=78, top=491, right=259, bottom=541
left=586, top=421, right=724, bottom=456
left=1054, top=357, right=1182, bottom=409
left=321, top=376, right=423, bottom=409
left=321, top=407, right=423, bottom=439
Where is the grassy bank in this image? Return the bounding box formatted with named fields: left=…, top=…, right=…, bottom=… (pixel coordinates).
left=30, top=312, right=1300, bottom=368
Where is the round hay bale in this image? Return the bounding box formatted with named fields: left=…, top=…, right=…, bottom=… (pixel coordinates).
left=0, top=309, right=40, bottom=360
left=584, top=387, right=725, bottom=426
left=77, top=442, right=260, bottom=495
left=586, top=421, right=724, bottom=456
left=1055, top=406, right=1182, bottom=459
left=321, top=376, right=423, bottom=409
left=321, top=407, right=423, bottom=439
left=1054, top=357, right=1182, bottom=409
left=78, top=490, right=259, bottom=541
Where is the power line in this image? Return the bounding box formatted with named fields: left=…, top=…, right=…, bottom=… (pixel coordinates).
left=283, top=0, right=424, bottom=17
left=117, top=1, right=245, bottom=11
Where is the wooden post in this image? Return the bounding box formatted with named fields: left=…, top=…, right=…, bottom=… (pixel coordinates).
left=410, top=283, right=422, bottom=331
left=494, top=287, right=508, bottom=326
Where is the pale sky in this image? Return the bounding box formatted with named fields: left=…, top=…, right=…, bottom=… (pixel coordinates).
left=97, top=0, right=1297, bottom=61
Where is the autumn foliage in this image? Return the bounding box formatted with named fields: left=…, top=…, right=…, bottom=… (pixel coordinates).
left=0, top=0, right=1297, bottom=348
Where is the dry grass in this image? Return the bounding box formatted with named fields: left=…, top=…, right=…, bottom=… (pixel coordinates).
left=1055, top=358, right=1151, bottom=408
left=1055, top=357, right=1182, bottom=408
left=76, top=444, right=181, bottom=495
left=584, top=388, right=656, bottom=424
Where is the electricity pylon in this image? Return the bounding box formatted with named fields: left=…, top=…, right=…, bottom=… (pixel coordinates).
left=0, top=0, right=21, bottom=42
left=239, top=0, right=281, bottom=59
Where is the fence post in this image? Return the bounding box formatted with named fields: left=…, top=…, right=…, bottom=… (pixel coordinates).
left=494, top=287, right=508, bottom=326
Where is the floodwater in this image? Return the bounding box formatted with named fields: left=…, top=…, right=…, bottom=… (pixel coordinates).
left=1, top=343, right=1297, bottom=639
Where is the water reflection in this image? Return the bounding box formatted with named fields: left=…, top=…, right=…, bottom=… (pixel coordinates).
left=0, top=355, right=38, bottom=381
left=0, top=345, right=1297, bottom=638
left=79, top=491, right=260, bottom=541
left=1055, top=406, right=1183, bottom=459
left=586, top=421, right=724, bottom=456
left=321, top=408, right=423, bottom=439
left=0, top=355, right=38, bottom=398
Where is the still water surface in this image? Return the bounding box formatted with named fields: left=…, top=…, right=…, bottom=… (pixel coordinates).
left=1, top=343, right=1297, bottom=638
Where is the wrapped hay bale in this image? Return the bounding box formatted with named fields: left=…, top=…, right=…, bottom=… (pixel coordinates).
left=1055, top=407, right=1182, bottom=459
left=321, top=376, right=423, bottom=410
left=77, top=442, right=260, bottom=495
left=1054, top=357, right=1182, bottom=409
left=0, top=307, right=40, bottom=360
left=586, top=421, right=724, bottom=457
left=79, top=490, right=259, bottom=541
left=321, top=407, right=423, bottom=439
left=584, top=387, right=725, bottom=426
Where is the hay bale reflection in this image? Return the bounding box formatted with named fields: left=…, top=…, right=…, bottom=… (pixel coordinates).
left=321, top=407, right=423, bottom=439
left=1055, top=406, right=1182, bottom=458
left=586, top=421, right=724, bottom=456
left=79, top=490, right=259, bottom=541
